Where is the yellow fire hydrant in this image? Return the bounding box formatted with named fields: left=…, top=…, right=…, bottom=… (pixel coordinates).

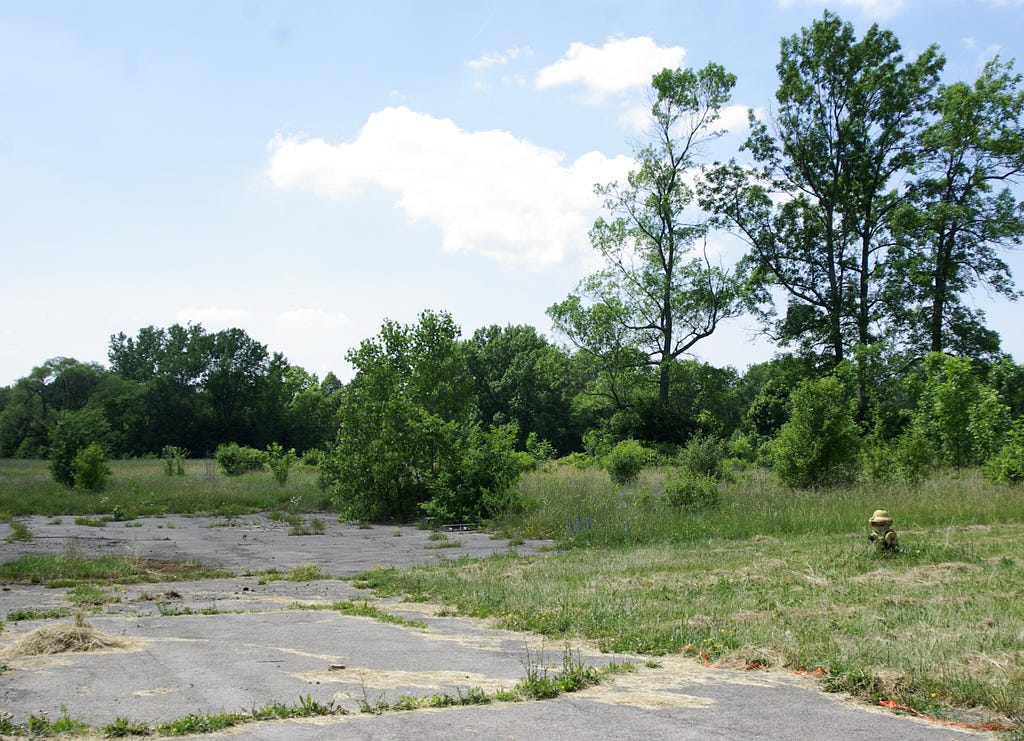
left=868, top=509, right=898, bottom=552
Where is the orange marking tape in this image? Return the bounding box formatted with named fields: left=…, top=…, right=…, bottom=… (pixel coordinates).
left=879, top=699, right=1021, bottom=731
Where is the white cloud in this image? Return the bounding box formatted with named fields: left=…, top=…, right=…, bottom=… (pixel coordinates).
left=266, top=107, right=634, bottom=267
left=717, top=104, right=759, bottom=134
left=275, top=308, right=351, bottom=330
left=467, top=45, right=530, bottom=71
left=778, top=0, right=906, bottom=18
left=176, top=307, right=253, bottom=328
left=536, top=37, right=686, bottom=102
left=618, top=104, right=650, bottom=133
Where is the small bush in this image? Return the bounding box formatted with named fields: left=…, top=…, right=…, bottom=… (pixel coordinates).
left=71, top=444, right=111, bottom=492
left=48, top=408, right=111, bottom=487
left=605, top=440, right=647, bottom=486
left=301, top=449, right=324, bottom=467
left=215, top=443, right=266, bottom=476
left=680, top=434, right=728, bottom=480
left=265, top=443, right=298, bottom=486
left=727, top=431, right=756, bottom=463
left=525, top=432, right=556, bottom=463
left=558, top=452, right=594, bottom=469
left=863, top=424, right=935, bottom=484
left=772, top=376, right=861, bottom=489
left=983, top=419, right=1024, bottom=484
left=662, top=472, right=720, bottom=510
left=422, top=424, right=523, bottom=523
left=161, top=445, right=186, bottom=476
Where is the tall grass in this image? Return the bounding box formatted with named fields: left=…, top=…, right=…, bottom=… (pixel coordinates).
left=0, top=459, right=328, bottom=517
left=497, top=463, right=1024, bottom=546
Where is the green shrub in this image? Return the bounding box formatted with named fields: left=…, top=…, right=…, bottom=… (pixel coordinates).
left=558, top=452, right=594, bottom=469
left=863, top=422, right=937, bottom=485
left=525, top=432, right=556, bottom=463
left=215, top=443, right=266, bottom=476
left=301, top=449, right=324, bottom=467
left=662, top=472, right=720, bottom=510
left=71, top=443, right=111, bottom=492
left=680, top=434, right=728, bottom=480
left=48, top=408, right=111, bottom=488
left=421, top=425, right=523, bottom=523
left=265, top=443, right=298, bottom=485
left=983, top=419, right=1024, bottom=484
left=771, top=376, right=861, bottom=489
left=727, top=431, right=756, bottom=463
left=605, top=440, right=647, bottom=486
left=161, top=445, right=186, bottom=476
left=968, top=386, right=1011, bottom=464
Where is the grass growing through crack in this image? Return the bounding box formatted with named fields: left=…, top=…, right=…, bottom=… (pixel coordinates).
left=6, top=607, right=73, bottom=622
left=67, top=583, right=120, bottom=607
left=287, top=599, right=428, bottom=628
left=4, top=520, right=31, bottom=542
left=254, top=562, right=327, bottom=583
left=2, top=696, right=342, bottom=737
left=357, top=648, right=631, bottom=714
left=0, top=554, right=233, bottom=586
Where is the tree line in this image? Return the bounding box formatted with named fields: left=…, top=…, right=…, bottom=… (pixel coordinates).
left=1, top=12, right=1022, bottom=520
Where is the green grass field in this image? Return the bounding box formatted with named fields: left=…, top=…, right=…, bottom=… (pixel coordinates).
left=0, top=458, right=328, bottom=518
left=2, top=457, right=1022, bottom=729
left=360, top=464, right=1024, bottom=729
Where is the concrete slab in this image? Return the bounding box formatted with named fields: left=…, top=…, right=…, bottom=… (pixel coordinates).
left=0, top=516, right=987, bottom=739
left=0, top=514, right=549, bottom=575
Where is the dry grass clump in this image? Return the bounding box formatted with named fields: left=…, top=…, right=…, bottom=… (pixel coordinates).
left=0, top=616, right=134, bottom=658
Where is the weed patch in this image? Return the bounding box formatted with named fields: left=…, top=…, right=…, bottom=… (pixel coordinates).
left=287, top=599, right=428, bottom=629
left=6, top=607, right=73, bottom=622
left=4, top=521, right=32, bottom=542
left=356, top=649, right=629, bottom=714
left=0, top=695, right=342, bottom=738
left=0, top=555, right=232, bottom=586
left=254, top=562, right=327, bottom=584
left=73, top=516, right=109, bottom=527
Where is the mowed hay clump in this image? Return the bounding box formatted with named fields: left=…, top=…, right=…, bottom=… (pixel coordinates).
left=0, top=618, right=135, bottom=658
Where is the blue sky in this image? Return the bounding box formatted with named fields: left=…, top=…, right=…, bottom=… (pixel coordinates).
left=2, top=0, right=1022, bottom=386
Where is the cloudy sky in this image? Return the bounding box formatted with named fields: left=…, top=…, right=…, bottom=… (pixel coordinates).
left=2, top=0, right=1022, bottom=386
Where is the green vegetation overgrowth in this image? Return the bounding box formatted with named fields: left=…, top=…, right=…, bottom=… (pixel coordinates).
left=0, top=554, right=232, bottom=586
left=357, top=463, right=1024, bottom=727
left=0, top=458, right=326, bottom=517
left=495, top=464, right=1024, bottom=545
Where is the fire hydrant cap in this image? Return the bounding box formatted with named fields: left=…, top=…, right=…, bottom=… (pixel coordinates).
left=870, top=509, right=893, bottom=525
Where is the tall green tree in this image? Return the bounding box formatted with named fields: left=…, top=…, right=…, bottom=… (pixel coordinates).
left=914, top=352, right=1011, bottom=468
left=108, top=323, right=292, bottom=454
left=203, top=327, right=274, bottom=447
left=465, top=324, right=581, bottom=453
left=0, top=358, right=108, bottom=458
left=886, top=57, right=1024, bottom=358
left=549, top=63, right=745, bottom=439
left=702, top=12, right=943, bottom=400
left=280, top=367, right=341, bottom=453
